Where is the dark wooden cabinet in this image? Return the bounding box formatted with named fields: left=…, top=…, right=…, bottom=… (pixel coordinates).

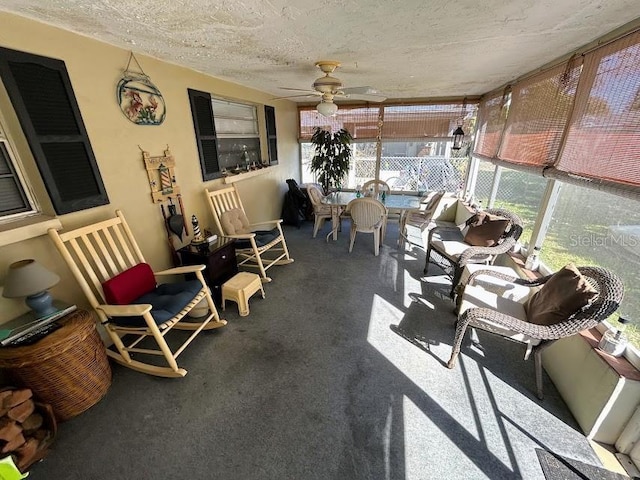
left=178, top=238, right=238, bottom=306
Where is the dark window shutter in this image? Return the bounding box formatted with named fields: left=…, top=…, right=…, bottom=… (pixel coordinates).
left=188, top=88, right=220, bottom=180
left=0, top=47, right=108, bottom=214
left=264, top=105, right=278, bottom=164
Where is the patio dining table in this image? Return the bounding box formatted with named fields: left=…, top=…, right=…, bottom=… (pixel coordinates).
left=322, top=191, right=422, bottom=241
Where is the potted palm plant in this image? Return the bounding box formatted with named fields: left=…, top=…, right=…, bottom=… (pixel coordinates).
left=310, top=127, right=353, bottom=193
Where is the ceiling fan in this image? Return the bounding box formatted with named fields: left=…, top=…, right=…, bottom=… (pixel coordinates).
left=274, top=60, right=387, bottom=116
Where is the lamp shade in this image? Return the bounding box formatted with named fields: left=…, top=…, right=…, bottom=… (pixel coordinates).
left=2, top=259, right=60, bottom=298
left=317, top=100, right=338, bottom=117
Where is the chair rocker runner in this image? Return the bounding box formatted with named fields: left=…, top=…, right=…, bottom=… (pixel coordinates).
left=206, top=185, right=294, bottom=282
left=48, top=210, right=226, bottom=378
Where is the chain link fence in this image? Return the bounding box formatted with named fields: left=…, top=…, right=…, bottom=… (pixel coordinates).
left=301, top=143, right=469, bottom=194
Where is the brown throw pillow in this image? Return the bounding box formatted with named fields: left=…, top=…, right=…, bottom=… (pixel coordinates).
left=463, top=213, right=510, bottom=247
left=524, top=263, right=598, bottom=326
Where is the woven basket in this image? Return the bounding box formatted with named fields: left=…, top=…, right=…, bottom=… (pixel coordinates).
left=0, top=310, right=111, bottom=422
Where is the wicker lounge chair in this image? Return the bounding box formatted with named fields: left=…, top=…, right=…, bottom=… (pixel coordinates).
left=425, top=207, right=523, bottom=296
left=449, top=266, right=624, bottom=399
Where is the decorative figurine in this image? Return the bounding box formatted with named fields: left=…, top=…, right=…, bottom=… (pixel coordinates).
left=191, top=215, right=205, bottom=244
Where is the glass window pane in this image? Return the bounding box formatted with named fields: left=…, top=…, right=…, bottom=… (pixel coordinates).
left=211, top=98, right=258, bottom=136
left=474, top=160, right=546, bottom=246
left=214, top=118, right=258, bottom=135
left=301, top=140, right=377, bottom=190
left=0, top=141, right=33, bottom=217
left=0, top=177, right=29, bottom=214
left=380, top=140, right=466, bottom=193
left=540, top=183, right=640, bottom=346
left=216, top=137, right=260, bottom=170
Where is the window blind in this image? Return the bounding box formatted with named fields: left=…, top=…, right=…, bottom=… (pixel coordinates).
left=0, top=143, right=30, bottom=216
left=554, top=30, right=640, bottom=187
left=473, top=89, right=509, bottom=159
left=498, top=60, right=582, bottom=168
left=299, top=106, right=380, bottom=141
left=380, top=103, right=473, bottom=140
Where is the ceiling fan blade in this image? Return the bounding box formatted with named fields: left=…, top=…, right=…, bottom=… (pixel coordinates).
left=278, top=87, right=318, bottom=93
left=336, top=93, right=387, bottom=102
left=341, top=86, right=379, bottom=95
left=271, top=94, right=320, bottom=100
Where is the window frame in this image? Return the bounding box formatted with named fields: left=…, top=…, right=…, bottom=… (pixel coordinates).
left=188, top=89, right=267, bottom=181
left=0, top=120, right=38, bottom=221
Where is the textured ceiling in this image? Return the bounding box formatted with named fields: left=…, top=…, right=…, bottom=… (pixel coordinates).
left=1, top=0, right=639, bottom=102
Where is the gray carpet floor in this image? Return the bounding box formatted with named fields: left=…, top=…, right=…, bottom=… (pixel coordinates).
left=32, top=219, right=604, bottom=480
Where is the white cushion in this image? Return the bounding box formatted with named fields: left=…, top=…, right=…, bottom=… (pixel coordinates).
left=459, top=285, right=541, bottom=345
left=459, top=265, right=532, bottom=303
left=454, top=202, right=475, bottom=225
left=431, top=238, right=469, bottom=261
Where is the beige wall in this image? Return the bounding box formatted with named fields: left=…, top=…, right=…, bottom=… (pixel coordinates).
left=0, top=12, right=300, bottom=322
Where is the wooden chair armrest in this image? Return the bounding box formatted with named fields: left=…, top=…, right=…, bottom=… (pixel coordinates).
left=97, top=304, right=152, bottom=316
left=227, top=233, right=256, bottom=239
left=155, top=265, right=205, bottom=276
left=248, top=219, right=282, bottom=228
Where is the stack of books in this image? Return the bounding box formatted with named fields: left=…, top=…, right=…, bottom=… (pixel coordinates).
left=0, top=302, right=77, bottom=347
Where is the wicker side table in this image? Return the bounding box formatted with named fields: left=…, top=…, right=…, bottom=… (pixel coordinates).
left=0, top=309, right=111, bottom=421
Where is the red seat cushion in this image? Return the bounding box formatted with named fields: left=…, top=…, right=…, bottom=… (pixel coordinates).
left=102, top=263, right=156, bottom=305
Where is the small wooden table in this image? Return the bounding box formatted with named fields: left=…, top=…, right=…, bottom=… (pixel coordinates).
left=178, top=238, right=238, bottom=306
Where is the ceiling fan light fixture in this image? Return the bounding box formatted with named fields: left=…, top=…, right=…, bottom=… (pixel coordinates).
left=313, top=74, right=343, bottom=93
left=317, top=100, right=338, bottom=117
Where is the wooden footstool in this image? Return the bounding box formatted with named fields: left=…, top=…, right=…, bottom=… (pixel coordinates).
left=221, top=272, right=265, bottom=316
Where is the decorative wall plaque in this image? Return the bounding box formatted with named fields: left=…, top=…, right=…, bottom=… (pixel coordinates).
left=117, top=52, right=166, bottom=125
left=141, top=146, right=180, bottom=203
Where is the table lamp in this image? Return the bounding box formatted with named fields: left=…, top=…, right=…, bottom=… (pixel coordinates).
left=2, top=259, right=60, bottom=318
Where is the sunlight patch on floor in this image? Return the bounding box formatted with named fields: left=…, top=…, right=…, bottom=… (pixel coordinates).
left=402, top=395, right=482, bottom=479
left=403, top=269, right=428, bottom=309
left=367, top=294, right=424, bottom=386
left=419, top=274, right=451, bottom=285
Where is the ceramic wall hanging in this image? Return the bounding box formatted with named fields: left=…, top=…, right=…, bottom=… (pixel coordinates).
left=117, top=52, right=166, bottom=125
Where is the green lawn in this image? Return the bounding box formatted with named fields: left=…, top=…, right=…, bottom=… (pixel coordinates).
left=474, top=166, right=640, bottom=348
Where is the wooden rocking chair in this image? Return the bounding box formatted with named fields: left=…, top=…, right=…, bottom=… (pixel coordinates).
left=48, top=210, right=226, bottom=378
left=205, top=185, right=294, bottom=282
